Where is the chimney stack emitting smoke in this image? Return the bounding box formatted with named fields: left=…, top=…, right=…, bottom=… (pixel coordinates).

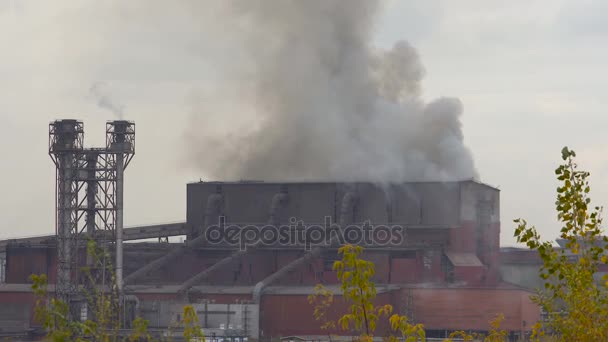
left=185, top=0, right=477, bottom=183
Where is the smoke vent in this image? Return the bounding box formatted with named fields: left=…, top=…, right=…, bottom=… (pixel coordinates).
left=339, top=191, right=359, bottom=226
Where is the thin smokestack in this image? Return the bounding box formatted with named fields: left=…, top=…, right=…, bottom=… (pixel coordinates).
left=186, top=0, right=478, bottom=182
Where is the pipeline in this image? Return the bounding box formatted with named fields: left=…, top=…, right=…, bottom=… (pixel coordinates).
left=177, top=190, right=289, bottom=293
left=203, top=192, right=224, bottom=228
left=177, top=249, right=247, bottom=293
left=252, top=247, right=323, bottom=303
left=339, top=191, right=358, bottom=226
left=252, top=191, right=357, bottom=303
left=269, top=192, right=289, bottom=225
left=124, top=192, right=224, bottom=284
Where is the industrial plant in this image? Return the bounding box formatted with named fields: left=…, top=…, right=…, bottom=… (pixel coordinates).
left=0, top=119, right=545, bottom=341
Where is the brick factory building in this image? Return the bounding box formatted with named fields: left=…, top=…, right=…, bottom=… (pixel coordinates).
left=0, top=180, right=541, bottom=340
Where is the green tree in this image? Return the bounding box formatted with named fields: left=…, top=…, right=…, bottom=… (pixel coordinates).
left=514, top=147, right=608, bottom=341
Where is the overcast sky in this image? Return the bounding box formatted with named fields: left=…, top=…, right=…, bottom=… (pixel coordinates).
left=1, top=0, right=607, bottom=246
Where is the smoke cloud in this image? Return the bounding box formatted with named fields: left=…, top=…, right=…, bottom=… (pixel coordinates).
left=186, top=0, right=477, bottom=183
left=90, top=81, right=125, bottom=119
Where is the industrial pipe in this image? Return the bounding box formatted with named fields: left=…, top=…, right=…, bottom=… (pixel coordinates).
left=252, top=247, right=324, bottom=303
left=269, top=191, right=288, bottom=225
left=177, top=250, right=247, bottom=293
left=252, top=191, right=356, bottom=303
left=204, top=191, right=224, bottom=229
left=178, top=190, right=289, bottom=293
left=116, top=152, right=125, bottom=293
left=122, top=294, right=140, bottom=328
left=124, top=192, right=224, bottom=284
left=339, top=191, right=358, bottom=226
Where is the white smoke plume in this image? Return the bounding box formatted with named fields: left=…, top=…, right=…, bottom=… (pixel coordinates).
left=186, top=0, right=477, bottom=183
left=90, top=81, right=125, bottom=119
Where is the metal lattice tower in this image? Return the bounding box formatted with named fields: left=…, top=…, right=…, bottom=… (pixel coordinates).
left=49, top=119, right=135, bottom=314
left=49, top=120, right=84, bottom=303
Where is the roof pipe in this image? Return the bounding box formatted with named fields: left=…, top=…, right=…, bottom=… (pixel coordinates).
left=340, top=191, right=358, bottom=226
left=203, top=190, right=224, bottom=229
left=269, top=190, right=289, bottom=226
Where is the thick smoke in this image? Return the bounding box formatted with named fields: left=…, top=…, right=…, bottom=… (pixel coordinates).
left=187, top=0, right=477, bottom=182
left=90, top=81, right=125, bottom=119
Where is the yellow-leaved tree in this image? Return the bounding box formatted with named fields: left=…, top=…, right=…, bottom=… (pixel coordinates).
left=309, top=244, right=424, bottom=342
left=514, top=147, right=608, bottom=341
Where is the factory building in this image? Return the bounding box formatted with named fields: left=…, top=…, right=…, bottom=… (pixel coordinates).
left=1, top=179, right=540, bottom=340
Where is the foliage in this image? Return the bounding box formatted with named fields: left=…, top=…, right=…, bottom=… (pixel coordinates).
left=514, top=147, right=608, bottom=341
left=307, top=283, right=337, bottom=340
left=81, top=239, right=121, bottom=340
left=309, top=244, right=426, bottom=341
left=333, top=244, right=393, bottom=337
left=444, top=314, right=508, bottom=342
left=128, top=317, right=153, bottom=342
left=181, top=305, right=205, bottom=342
left=388, top=313, right=426, bottom=342
left=37, top=235, right=210, bottom=342
left=31, top=274, right=74, bottom=341
left=30, top=239, right=153, bottom=341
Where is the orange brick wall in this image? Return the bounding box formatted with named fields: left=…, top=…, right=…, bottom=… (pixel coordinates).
left=410, top=287, right=539, bottom=331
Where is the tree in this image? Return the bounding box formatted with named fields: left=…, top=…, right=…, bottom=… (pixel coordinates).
left=128, top=317, right=153, bottom=342
left=31, top=239, right=149, bottom=341
left=444, top=314, right=508, bottom=342
left=181, top=305, right=205, bottom=342
left=31, top=274, right=74, bottom=341
left=307, top=284, right=337, bottom=341
left=30, top=238, right=211, bottom=342
left=514, top=147, right=608, bottom=341
left=387, top=313, right=426, bottom=342
left=311, top=244, right=424, bottom=341
left=333, top=244, right=392, bottom=338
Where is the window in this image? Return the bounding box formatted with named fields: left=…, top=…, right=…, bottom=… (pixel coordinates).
left=391, top=251, right=416, bottom=259
left=0, top=257, right=5, bottom=283
left=80, top=303, right=88, bottom=322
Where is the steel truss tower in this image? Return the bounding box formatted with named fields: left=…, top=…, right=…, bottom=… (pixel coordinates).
left=49, top=119, right=135, bottom=317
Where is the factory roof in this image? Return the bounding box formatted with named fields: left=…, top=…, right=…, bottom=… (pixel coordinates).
left=187, top=179, right=499, bottom=190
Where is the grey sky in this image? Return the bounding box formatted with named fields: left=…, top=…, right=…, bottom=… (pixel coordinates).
left=1, top=0, right=606, bottom=246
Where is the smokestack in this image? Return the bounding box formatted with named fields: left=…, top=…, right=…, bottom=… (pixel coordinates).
left=107, top=120, right=135, bottom=295
left=185, top=1, right=478, bottom=183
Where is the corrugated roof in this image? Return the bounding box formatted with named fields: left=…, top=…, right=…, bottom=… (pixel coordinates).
left=445, top=252, right=483, bottom=267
